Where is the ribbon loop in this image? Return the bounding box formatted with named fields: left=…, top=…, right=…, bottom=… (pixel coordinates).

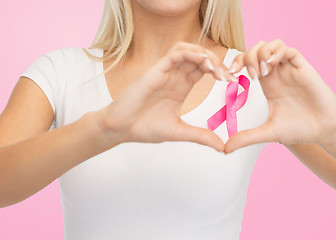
left=207, top=75, right=250, bottom=138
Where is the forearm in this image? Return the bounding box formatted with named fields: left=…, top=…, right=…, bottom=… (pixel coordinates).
left=282, top=114, right=336, bottom=189
left=318, top=127, right=336, bottom=160
left=320, top=142, right=336, bottom=160
left=0, top=111, right=119, bottom=208
left=284, top=142, right=336, bottom=189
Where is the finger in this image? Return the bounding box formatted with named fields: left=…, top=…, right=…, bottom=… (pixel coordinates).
left=259, top=44, right=304, bottom=73
left=233, top=41, right=266, bottom=79
left=186, top=64, right=230, bottom=84
left=257, top=39, right=303, bottom=68
left=177, top=52, right=220, bottom=77
left=256, top=39, right=305, bottom=76
left=267, top=45, right=287, bottom=67
left=168, top=41, right=234, bottom=82
left=257, top=39, right=286, bottom=77
left=170, top=50, right=208, bottom=66
left=283, top=47, right=305, bottom=69
left=203, top=49, right=236, bottom=82
left=158, top=50, right=208, bottom=73
left=160, top=42, right=235, bottom=82
left=172, top=120, right=225, bottom=153
left=228, top=53, right=250, bottom=77
left=161, top=50, right=224, bottom=81
left=177, top=53, right=215, bottom=75
left=169, top=41, right=207, bottom=54
left=187, top=68, right=204, bottom=84
left=178, top=62, right=198, bottom=74
left=224, top=122, right=277, bottom=154
left=228, top=53, right=258, bottom=82
left=271, top=47, right=305, bottom=69
left=257, top=38, right=285, bottom=64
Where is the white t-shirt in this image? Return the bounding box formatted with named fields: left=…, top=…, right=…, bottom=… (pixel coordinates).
left=20, top=47, right=269, bottom=240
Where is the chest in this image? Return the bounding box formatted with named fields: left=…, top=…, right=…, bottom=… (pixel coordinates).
left=57, top=61, right=269, bottom=231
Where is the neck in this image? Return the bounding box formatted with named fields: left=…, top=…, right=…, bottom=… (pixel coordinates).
left=127, top=2, right=210, bottom=64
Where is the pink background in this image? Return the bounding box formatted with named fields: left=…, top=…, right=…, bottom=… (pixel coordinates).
left=1, top=0, right=335, bottom=239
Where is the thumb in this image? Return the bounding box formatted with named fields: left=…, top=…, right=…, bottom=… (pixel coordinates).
left=224, top=122, right=276, bottom=154
left=171, top=120, right=225, bottom=152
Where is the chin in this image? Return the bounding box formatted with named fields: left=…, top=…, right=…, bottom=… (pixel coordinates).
left=133, top=0, right=201, bottom=17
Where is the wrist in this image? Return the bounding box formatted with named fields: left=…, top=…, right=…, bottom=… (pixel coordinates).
left=81, top=110, right=123, bottom=152
left=317, top=116, right=336, bottom=158
left=318, top=110, right=336, bottom=142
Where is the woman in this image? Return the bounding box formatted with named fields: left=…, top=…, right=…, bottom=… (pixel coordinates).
left=0, top=0, right=335, bottom=240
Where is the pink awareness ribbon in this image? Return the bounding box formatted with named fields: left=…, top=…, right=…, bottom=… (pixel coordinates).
left=207, top=75, right=250, bottom=138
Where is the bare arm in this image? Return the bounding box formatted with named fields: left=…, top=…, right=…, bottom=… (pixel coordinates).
left=318, top=125, right=336, bottom=159
left=285, top=120, right=336, bottom=188
left=0, top=43, right=231, bottom=208
left=284, top=143, right=336, bottom=189
left=225, top=39, right=336, bottom=189
left=0, top=77, right=118, bottom=208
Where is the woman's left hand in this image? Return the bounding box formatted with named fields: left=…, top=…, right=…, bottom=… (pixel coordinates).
left=225, top=39, right=336, bottom=153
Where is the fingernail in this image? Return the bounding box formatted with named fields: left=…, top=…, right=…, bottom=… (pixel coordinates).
left=266, top=55, right=274, bottom=64
left=247, top=66, right=257, bottom=79
left=260, top=61, right=269, bottom=77
left=229, top=61, right=238, bottom=73
left=205, top=58, right=215, bottom=71
left=201, top=53, right=209, bottom=58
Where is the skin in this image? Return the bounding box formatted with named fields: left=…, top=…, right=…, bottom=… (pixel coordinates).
left=104, top=0, right=231, bottom=117
left=227, top=39, right=336, bottom=188
left=0, top=0, right=234, bottom=208
left=0, top=0, right=335, bottom=208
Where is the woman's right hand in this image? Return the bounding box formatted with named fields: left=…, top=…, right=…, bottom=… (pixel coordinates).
left=97, top=42, right=234, bottom=152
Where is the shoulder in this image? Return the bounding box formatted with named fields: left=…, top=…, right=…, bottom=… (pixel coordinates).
left=43, top=47, right=101, bottom=65
left=39, top=47, right=102, bottom=81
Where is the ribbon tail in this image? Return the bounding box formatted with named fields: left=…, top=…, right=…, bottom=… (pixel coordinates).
left=226, top=81, right=238, bottom=137
left=207, top=105, right=227, bottom=131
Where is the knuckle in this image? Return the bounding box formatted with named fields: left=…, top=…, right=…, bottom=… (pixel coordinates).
left=167, top=51, right=180, bottom=61
left=243, top=53, right=253, bottom=63
left=176, top=41, right=185, bottom=46
left=205, top=49, right=218, bottom=61
left=289, top=47, right=298, bottom=54
left=171, top=41, right=186, bottom=51
left=233, top=54, right=243, bottom=63
left=275, top=38, right=285, bottom=46
left=259, top=46, right=271, bottom=57
left=259, top=44, right=268, bottom=51
left=204, top=48, right=214, bottom=56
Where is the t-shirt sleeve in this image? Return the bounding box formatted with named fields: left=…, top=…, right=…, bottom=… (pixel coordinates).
left=20, top=53, right=60, bottom=114
left=19, top=51, right=64, bottom=130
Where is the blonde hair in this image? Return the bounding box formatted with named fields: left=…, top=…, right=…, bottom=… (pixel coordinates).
left=83, top=0, right=245, bottom=79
